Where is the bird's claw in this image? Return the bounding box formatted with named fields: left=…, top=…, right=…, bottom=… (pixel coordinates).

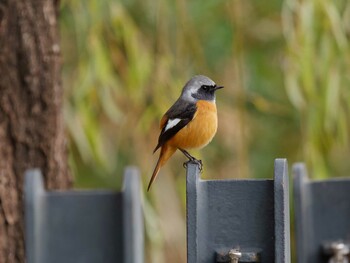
left=183, top=159, right=203, bottom=172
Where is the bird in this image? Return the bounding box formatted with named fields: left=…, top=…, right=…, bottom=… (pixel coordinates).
left=148, top=75, right=223, bottom=191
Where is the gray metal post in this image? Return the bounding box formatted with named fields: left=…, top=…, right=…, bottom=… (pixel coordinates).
left=275, top=159, right=291, bottom=263
left=25, top=169, right=45, bottom=263
left=123, top=167, right=144, bottom=263
left=186, top=158, right=290, bottom=263
left=293, top=163, right=350, bottom=263
left=25, top=167, right=143, bottom=263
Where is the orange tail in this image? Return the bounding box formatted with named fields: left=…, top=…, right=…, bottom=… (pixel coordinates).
left=148, top=144, right=176, bottom=191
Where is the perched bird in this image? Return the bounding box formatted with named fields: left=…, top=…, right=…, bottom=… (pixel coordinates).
left=148, top=75, right=223, bottom=191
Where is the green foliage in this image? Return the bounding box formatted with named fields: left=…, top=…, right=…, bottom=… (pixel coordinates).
left=283, top=0, right=350, bottom=178
left=60, top=0, right=350, bottom=261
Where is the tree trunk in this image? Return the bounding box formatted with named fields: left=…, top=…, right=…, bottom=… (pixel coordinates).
left=0, top=0, right=72, bottom=262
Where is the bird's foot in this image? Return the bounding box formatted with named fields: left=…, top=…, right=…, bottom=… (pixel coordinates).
left=183, top=159, right=203, bottom=172
left=179, top=148, right=203, bottom=171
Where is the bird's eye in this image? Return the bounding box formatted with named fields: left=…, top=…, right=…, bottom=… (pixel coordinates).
left=202, top=85, right=209, bottom=91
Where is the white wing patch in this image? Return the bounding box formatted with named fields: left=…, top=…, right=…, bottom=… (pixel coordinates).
left=164, top=118, right=182, bottom=131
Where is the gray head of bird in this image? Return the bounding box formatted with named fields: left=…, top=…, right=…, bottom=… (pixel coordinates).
left=181, top=75, right=224, bottom=103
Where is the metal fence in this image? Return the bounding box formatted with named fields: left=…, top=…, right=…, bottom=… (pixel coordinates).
left=24, top=159, right=350, bottom=262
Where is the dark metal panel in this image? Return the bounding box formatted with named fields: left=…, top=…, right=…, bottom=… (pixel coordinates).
left=42, top=191, right=124, bottom=263
left=293, top=163, right=350, bottom=263
left=25, top=167, right=143, bottom=263
left=205, top=179, right=275, bottom=262
left=186, top=158, right=290, bottom=263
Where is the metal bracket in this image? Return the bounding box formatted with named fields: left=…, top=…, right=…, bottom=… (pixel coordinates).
left=216, top=248, right=261, bottom=263
left=323, top=241, right=350, bottom=263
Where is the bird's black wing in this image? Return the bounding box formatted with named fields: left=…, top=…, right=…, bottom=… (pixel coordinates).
left=153, top=100, right=197, bottom=153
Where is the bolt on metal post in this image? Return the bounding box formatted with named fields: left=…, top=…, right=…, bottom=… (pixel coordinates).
left=228, top=249, right=242, bottom=263
left=329, top=242, right=349, bottom=263
left=324, top=242, right=350, bottom=263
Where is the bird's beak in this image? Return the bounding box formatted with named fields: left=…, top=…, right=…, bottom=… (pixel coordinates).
left=214, top=85, right=224, bottom=90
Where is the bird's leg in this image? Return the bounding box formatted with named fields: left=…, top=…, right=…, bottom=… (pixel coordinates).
left=179, top=148, right=195, bottom=160
left=179, top=149, right=203, bottom=171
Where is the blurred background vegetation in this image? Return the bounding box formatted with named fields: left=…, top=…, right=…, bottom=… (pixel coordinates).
left=59, top=0, right=350, bottom=262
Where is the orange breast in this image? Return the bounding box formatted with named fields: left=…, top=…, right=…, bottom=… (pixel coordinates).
left=168, top=100, right=218, bottom=149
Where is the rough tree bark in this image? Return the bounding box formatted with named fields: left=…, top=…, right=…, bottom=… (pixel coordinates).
left=0, top=0, right=72, bottom=262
